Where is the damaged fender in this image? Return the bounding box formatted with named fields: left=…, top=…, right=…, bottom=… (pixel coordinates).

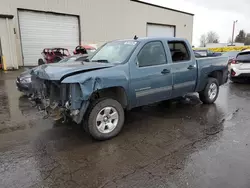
left=61, top=67, right=129, bottom=123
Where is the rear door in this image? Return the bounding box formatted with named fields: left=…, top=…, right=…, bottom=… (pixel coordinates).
left=166, top=41, right=197, bottom=97
left=236, top=51, right=250, bottom=70
left=129, top=41, right=173, bottom=107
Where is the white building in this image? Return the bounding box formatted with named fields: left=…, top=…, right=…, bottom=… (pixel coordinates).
left=0, top=0, right=194, bottom=68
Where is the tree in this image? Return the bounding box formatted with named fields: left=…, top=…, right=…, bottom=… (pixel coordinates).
left=206, top=31, right=219, bottom=43
left=199, top=31, right=220, bottom=47
left=235, top=30, right=246, bottom=43
left=200, top=34, right=207, bottom=47
left=244, top=33, right=250, bottom=45
left=213, top=39, right=219, bottom=43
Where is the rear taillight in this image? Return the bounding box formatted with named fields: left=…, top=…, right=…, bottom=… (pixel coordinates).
left=231, top=69, right=236, bottom=76
left=231, top=59, right=238, bottom=64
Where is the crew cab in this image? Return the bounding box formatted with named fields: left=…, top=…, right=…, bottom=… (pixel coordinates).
left=31, top=37, right=228, bottom=140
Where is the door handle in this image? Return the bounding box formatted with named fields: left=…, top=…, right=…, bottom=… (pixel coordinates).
left=161, top=69, right=170, bottom=74
left=187, top=65, right=195, bottom=70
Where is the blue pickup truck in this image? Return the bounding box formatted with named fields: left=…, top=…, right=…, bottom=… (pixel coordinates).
left=31, top=37, right=228, bottom=140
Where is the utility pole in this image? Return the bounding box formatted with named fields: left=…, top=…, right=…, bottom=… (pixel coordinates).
left=231, top=20, right=238, bottom=46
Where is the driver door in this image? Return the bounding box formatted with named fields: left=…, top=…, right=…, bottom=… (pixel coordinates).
left=129, top=41, right=173, bottom=107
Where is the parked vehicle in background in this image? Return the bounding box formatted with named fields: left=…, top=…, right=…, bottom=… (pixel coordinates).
left=229, top=50, right=250, bottom=82
left=194, top=52, right=203, bottom=58
left=73, top=45, right=96, bottom=55
left=17, top=55, right=87, bottom=96
left=194, top=49, right=222, bottom=57
left=31, top=37, right=228, bottom=141
left=38, top=48, right=71, bottom=65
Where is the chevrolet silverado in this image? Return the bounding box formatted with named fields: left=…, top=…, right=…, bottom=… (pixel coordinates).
left=31, top=37, right=228, bottom=140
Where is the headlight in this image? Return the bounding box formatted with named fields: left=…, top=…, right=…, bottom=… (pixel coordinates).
left=21, top=77, right=31, bottom=83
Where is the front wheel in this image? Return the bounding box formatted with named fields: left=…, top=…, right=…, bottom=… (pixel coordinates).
left=84, top=98, right=125, bottom=140
left=199, top=78, right=219, bottom=104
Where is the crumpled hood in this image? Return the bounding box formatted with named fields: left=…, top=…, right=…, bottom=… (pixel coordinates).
left=31, top=61, right=114, bottom=81
left=19, top=68, right=32, bottom=78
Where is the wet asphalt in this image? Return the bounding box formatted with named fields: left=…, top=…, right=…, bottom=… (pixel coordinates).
left=1, top=70, right=250, bottom=188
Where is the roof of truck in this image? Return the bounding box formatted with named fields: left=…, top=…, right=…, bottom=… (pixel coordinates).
left=116, top=37, right=186, bottom=43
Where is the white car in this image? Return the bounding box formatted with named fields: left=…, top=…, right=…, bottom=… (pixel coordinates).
left=229, top=50, right=250, bottom=82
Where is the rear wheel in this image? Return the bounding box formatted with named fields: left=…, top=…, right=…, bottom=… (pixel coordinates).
left=84, top=98, right=125, bottom=140
left=199, top=78, right=219, bottom=104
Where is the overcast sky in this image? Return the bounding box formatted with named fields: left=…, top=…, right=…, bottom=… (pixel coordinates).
left=144, top=0, right=250, bottom=47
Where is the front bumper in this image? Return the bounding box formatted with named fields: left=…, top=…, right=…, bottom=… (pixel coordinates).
left=31, top=78, right=88, bottom=124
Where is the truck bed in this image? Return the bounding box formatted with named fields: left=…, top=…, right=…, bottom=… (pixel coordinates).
left=195, top=56, right=229, bottom=92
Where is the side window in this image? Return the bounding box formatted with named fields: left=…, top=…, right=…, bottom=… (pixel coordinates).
left=137, top=41, right=167, bottom=67
left=168, top=41, right=190, bottom=63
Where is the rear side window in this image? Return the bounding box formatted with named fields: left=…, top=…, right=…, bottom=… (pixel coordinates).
left=236, top=52, right=250, bottom=62
left=168, top=41, right=190, bottom=62
left=137, top=41, right=167, bottom=67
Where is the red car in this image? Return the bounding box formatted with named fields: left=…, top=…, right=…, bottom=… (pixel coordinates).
left=38, top=48, right=70, bottom=65
left=73, top=45, right=96, bottom=55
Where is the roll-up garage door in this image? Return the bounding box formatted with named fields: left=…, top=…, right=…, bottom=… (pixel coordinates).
left=18, top=11, right=79, bottom=66
left=147, top=23, right=175, bottom=37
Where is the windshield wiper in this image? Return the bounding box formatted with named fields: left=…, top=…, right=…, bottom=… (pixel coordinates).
left=91, top=59, right=109, bottom=63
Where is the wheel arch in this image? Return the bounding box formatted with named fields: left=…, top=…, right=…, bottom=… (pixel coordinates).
left=208, top=70, right=223, bottom=85
left=89, top=86, right=128, bottom=109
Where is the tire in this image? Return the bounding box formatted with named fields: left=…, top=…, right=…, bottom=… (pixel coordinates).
left=84, top=98, right=125, bottom=141
left=199, top=78, right=219, bottom=104
left=38, top=58, right=45, bottom=65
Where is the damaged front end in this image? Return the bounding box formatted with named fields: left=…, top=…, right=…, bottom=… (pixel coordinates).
left=31, top=76, right=89, bottom=124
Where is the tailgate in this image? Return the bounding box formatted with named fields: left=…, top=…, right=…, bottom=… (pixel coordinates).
left=237, top=62, right=250, bottom=70
left=196, top=56, right=228, bottom=68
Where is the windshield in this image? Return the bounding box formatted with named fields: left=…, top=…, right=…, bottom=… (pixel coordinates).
left=90, top=41, right=138, bottom=63
left=86, top=49, right=96, bottom=55
left=59, top=56, right=79, bottom=63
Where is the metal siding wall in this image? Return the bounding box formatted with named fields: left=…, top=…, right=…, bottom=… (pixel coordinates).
left=0, top=0, right=193, bottom=67
left=0, top=18, right=18, bottom=69
left=147, top=24, right=175, bottom=37
left=127, top=1, right=193, bottom=42
left=18, top=11, right=79, bottom=66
